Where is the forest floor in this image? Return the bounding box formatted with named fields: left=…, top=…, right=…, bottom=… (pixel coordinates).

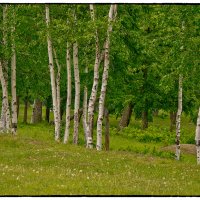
left=0, top=106, right=200, bottom=196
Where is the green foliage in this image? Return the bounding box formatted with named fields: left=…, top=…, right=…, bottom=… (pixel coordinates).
left=113, top=125, right=174, bottom=144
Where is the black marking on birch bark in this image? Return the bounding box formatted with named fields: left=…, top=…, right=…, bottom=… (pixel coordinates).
left=176, top=138, right=180, bottom=145
left=12, top=123, right=17, bottom=129
left=196, top=140, right=200, bottom=146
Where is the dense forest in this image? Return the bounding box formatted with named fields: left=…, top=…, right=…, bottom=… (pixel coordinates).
left=0, top=3, right=200, bottom=195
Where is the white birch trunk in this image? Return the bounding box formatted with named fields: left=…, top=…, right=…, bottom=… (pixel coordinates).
left=86, top=4, right=101, bottom=148
left=175, top=74, right=183, bottom=160
left=11, top=9, right=17, bottom=135
left=0, top=104, right=5, bottom=130
left=73, top=41, right=80, bottom=144
left=0, top=5, right=10, bottom=132
left=96, top=4, right=117, bottom=151
left=82, top=66, right=88, bottom=142
left=0, top=61, right=10, bottom=133
left=53, top=48, right=61, bottom=133
left=45, top=4, right=60, bottom=141
left=64, top=43, right=72, bottom=144
left=195, top=107, right=200, bottom=164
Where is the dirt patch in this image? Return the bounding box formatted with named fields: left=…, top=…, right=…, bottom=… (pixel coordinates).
left=161, top=144, right=196, bottom=155
left=23, top=138, right=45, bottom=146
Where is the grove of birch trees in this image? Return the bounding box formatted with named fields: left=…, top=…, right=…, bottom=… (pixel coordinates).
left=0, top=4, right=199, bottom=162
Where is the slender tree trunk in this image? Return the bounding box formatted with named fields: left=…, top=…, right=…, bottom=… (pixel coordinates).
left=104, top=107, right=109, bottom=151
left=118, top=103, right=133, bottom=131
left=73, top=41, right=80, bottom=144
left=0, top=5, right=10, bottom=132
left=142, top=68, right=148, bottom=130
left=1, top=5, right=10, bottom=132
left=170, top=111, right=176, bottom=132
left=45, top=95, right=51, bottom=123
left=64, top=43, right=72, bottom=144
left=142, top=110, right=148, bottom=129
left=96, top=5, right=117, bottom=151
left=45, top=4, right=60, bottom=141
left=60, top=107, right=64, bottom=121
left=0, top=61, right=10, bottom=132
left=175, top=74, right=183, bottom=160
left=11, top=9, right=17, bottom=135
left=45, top=106, right=50, bottom=123
left=195, top=107, right=200, bottom=165
left=23, top=98, right=28, bottom=124
left=86, top=4, right=101, bottom=148
left=53, top=48, right=61, bottom=135
left=31, top=99, right=42, bottom=124
left=0, top=104, right=5, bottom=130
left=82, top=65, right=88, bottom=142
left=17, top=96, right=20, bottom=119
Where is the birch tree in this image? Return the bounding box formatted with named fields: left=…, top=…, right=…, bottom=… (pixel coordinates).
left=0, top=4, right=10, bottom=132
left=11, top=6, right=17, bottom=135
left=96, top=4, right=117, bottom=151
left=64, top=43, right=72, bottom=144
left=53, top=48, right=61, bottom=136
left=86, top=4, right=101, bottom=148
left=0, top=60, right=10, bottom=132
left=175, top=21, right=185, bottom=160
left=45, top=4, right=60, bottom=141
left=73, top=40, right=80, bottom=144
left=195, top=107, right=200, bottom=165
left=175, top=74, right=183, bottom=160
left=82, top=64, right=88, bottom=142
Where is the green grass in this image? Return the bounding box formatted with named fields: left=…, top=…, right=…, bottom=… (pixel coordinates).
left=0, top=107, right=199, bottom=195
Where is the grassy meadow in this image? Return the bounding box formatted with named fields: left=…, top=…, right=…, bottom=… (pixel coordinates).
left=0, top=104, right=200, bottom=196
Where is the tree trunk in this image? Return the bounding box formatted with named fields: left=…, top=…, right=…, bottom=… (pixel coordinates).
left=170, top=111, right=176, bottom=132
left=17, top=96, right=20, bottom=119
left=53, top=48, right=61, bottom=136
left=82, top=51, right=88, bottom=143
left=45, top=95, right=51, bottom=123
left=60, top=107, right=64, bottom=121
left=142, top=110, right=148, bottom=129
left=73, top=41, right=80, bottom=145
left=195, top=107, right=200, bottom=165
left=45, top=106, right=50, bottom=123
left=0, top=61, right=10, bottom=132
left=31, top=99, right=42, bottom=124
left=64, top=43, right=72, bottom=144
left=142, top=68, right=148, bottom=130
left=82, top=85, right=88, bottom=142
left=86, top=4, right=101, bottom=148
left=45, top=4, right=60, bottom=141
left=175, top=74, right=183, bottom=160
left=0, top=5, right=10, bottom=133
left=104, top=108, right=109, bottom=151
left=96, top=5, right=117, bottom=151
left=78, top=108, right=83, bottom=122
left=118, top=103, right=133, bottom=131
left=11, top=10, right=17, bottom=135
left=23, top=98, right=28, bottom=124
